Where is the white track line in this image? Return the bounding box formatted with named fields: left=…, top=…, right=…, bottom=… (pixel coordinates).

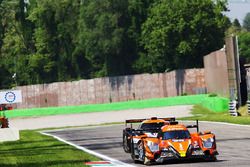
left=40, top=132, right=135, bottom=167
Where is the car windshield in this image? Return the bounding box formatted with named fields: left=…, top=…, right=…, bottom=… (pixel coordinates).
left=140, top=122, right=164, bottom=130
left=162, top=130, right=190, bottom=140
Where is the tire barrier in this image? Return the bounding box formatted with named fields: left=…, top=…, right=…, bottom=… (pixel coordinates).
left=247, top=100, right=250, bottom=115
left=0, top=117, right=9, bottom=128
left=229, top=100, right=238, bottom=116
left=0, top=104, right=11, bottom=128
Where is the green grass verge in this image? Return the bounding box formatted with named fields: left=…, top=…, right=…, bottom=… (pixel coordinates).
left=0, top=130, right=100, bottom=167
left=5, top=94, right=210, bottom=118
left=181, top=105, right=250, bottom=125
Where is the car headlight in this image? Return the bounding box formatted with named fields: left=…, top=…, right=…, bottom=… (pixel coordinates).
left=147, top=141, right=159, bottom=152
left=203, top=138, right=214, bottom=148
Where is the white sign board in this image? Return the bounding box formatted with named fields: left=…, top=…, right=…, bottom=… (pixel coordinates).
left=0, top=90, right=22, bottom=104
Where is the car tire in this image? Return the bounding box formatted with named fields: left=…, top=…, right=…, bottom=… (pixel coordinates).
left=140, top=141, right=151, bottom=165
left=143, top=156, right=151, bottom=165
left=130, top=138, right=141, bottom=163
left=123, top=131, right=131, bottom=153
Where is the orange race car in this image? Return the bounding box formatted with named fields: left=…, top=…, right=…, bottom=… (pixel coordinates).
left=122, top=117, right=174, bottom=153
left=123, top=117, right=218, bottom=165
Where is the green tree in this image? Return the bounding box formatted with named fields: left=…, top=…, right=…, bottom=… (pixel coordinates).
left=226, top=19, right=242, bottom=36
left=53, top=0, right=81, bottom=80
left=233, top=18, right=241, bottom=28
left=28, top=0, right=81, bottom=82
left=243, top=12, right=250, bottom=31
left=78, top=0, right=154, bottom=77
left=0, top=0, right=235, bottom=89
left=239, top=31, right=250, bottom=61
left=140, top=0, right=230, bottom=72
left=28, top=0, right=58, bottom=83
left=0, top=0, right=3, bottom=52
left=0, top=0, right=31, bottom=87
left=127, top=0, right=155, bottom=73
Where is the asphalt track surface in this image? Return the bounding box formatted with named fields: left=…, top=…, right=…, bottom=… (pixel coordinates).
left=45, top=122, right=250, bottom=167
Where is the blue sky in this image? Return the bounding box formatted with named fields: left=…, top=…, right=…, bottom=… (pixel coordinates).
left=225, top=2, right=250, bottom=24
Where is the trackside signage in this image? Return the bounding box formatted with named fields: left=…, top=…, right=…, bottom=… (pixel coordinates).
left=0, top=90, right=22, bottom=104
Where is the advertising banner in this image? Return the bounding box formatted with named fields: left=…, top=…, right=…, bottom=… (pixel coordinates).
left=0, top=90, right=22, bottom=104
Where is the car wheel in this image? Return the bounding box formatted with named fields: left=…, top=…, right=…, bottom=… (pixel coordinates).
left=123, top=132, right=131, bottom=153
left=143, top=156, right=151, bottom=165
left=139, top=141, right=151, bottom=165
left=130, top=139, right=141, bottom=163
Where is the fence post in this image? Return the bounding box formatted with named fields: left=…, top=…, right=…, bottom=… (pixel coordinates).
left=228, top=100, right=238, bottom=116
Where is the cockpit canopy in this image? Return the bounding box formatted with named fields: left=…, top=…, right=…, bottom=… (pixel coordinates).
left=161, top=130, right=191, bottom=140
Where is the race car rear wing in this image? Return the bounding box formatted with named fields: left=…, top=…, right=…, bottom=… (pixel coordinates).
left=125, top=117, right=176, bottom=127
left=186, top=120, right=199, bottom=132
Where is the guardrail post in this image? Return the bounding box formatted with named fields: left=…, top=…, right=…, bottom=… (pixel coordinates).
left=228, top=100, right=238, bottom=116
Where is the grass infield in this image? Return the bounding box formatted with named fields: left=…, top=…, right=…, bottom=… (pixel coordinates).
left=0, top=130, right=100, bottom=167
left=0, top=100, right=249, bottom=167
left=4, top=94, right=228, bottom=118
left=181, top=105, right=250, bottom=125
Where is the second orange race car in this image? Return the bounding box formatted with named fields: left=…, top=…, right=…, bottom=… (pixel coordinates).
left=123, top=117, right=218, bottom=165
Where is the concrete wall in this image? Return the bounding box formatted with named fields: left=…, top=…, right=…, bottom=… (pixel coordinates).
left=14, top=68, right=206, bottom=109
left=204, top=50, right=229, bottom=97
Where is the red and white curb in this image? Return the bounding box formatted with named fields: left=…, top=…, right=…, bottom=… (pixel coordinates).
left=85, top=161, right=116, bottom=166
left=40, top=132, right=135, bottom=167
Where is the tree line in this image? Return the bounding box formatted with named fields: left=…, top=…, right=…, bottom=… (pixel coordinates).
left=234, top=12, right=250, bottom=63
left=0, top=0, right=245, bottom=89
